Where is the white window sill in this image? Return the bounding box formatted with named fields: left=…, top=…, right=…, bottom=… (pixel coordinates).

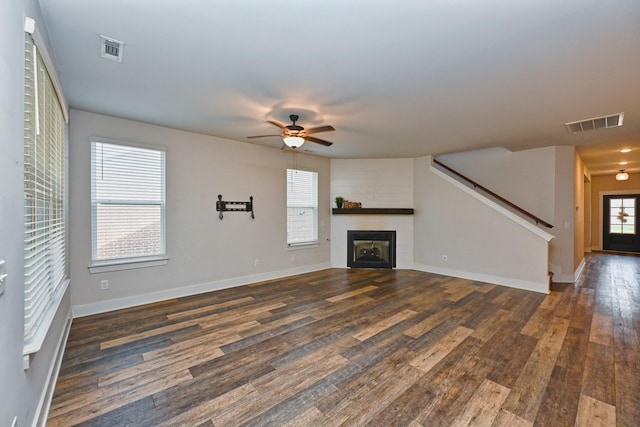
left=23, top=278, right=70, bottom=369
left=89, top=257, right=168, bottom=273
left=287, top=242, right=319, bottom=250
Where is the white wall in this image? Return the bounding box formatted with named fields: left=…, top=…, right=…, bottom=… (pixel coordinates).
left=413, top=157, right=550, bottom=293
left=1, top=1, right=72, bottom=426
left=331, top=158, right=414, bottom=208
left=69, top=110, right=331, bottom=315
left=330, top=159, right=414, bottom=268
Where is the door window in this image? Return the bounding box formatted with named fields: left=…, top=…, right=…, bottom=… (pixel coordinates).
left=609, top=198, right=636, bottom=235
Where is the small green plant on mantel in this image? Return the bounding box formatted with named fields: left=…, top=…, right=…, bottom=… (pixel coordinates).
left=335, top=196, right=344, bottom=208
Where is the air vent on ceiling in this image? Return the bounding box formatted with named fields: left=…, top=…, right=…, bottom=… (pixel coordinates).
left=565, top=113, right=624, bottom=134
left=100, top=35, right=124, bottom=62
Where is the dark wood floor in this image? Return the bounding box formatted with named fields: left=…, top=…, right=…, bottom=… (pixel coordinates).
left=48, top=253, right=640, bottom=426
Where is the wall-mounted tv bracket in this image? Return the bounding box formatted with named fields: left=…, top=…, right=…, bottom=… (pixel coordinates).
left=216, top=194, right=254, bottom=220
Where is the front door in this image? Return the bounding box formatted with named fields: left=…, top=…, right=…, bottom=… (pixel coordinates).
left=603, top=194, right=640, bottom=252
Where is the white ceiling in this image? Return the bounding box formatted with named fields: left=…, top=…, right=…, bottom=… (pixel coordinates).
left=38, top=0, right=640, bottom=175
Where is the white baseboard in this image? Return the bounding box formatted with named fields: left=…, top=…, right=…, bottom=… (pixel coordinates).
left=72, top=263, right=331, bottom=317
left=574, top=258, right=587, bottom=283
left=412, top=263, right=549, bottom=294
left=34, top=308, right=72, bottom=427
left=552, top=272, right=576, bottom=283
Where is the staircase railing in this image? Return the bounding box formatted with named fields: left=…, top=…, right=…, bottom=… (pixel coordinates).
left=433, top=158, right=554, bottom=229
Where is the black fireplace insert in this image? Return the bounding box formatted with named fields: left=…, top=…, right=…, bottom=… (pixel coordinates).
left=347, top=230, right=396, bottom=269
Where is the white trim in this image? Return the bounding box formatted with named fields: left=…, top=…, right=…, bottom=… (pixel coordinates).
left=287, top=242, right=320, bottom=250
left=73, top=262, right=331, bottom=317
left=552, top=272, right=577, bottom=283
left=413, top=262, right=549, bottom=294
left=25, top=17, right=69, bottom=123
left=430, top=163, right=555, bottom=242
left=32, top=311, right=72, bottom=427
left=23, top=279, right=70, bottom=358
left=90, top=139, right=167, bottom=265
left=574, top=257, right=587, bottom=283
left=24, top=17, right=35, bottom=34
left=597, top=189, right=640, bottom=251
left=89, top=258, right=169, bottom=273
left=89, top=136, right=168, bottom=153
left=287, top=168, right=319, bottom=247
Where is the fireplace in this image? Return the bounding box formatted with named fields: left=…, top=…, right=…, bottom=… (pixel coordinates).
left=347, top=230, right=396, bottom=269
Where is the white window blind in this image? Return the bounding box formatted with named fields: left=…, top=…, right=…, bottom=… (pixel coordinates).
left=23, top=35, right=67, bottom=344
left=286, top=169, right=318, bottom=246
left=91, top=140, right=166, bottom=264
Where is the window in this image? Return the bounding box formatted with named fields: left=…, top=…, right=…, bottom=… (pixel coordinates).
left=23, top=35, right=67, bottom=348
left=609, top=197, right=636, bottom=235
left=91, top=140, right=166, bottom=265
left=286, top=169, right=318, bottom=246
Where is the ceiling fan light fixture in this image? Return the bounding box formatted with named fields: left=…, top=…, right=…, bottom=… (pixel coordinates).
left=283, top=136, right=305, bottom=148
left=616, top=170, right=629, bottom=181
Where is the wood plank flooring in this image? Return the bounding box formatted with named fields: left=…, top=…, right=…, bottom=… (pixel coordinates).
left=48, top=253, right=640, bottom=426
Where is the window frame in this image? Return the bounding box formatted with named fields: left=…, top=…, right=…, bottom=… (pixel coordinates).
left=23, top=33, right=70, bottom=359
left=608, top=197, right=636, bottom=235
left=286, top=168, right=319, bottom=248
left=90, top=138, right=167, bottom=271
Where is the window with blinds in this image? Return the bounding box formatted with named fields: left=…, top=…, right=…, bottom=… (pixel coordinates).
left=91, top=140, right=166, bottom=264
left=23, top=35, right=67, bottom=345
left=286, top=169, right=318, bottom=246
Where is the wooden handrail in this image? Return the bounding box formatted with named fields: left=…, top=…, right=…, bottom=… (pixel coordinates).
left=433, top=158, right=554, bottom=229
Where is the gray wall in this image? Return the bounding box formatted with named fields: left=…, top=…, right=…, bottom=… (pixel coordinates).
left=413, top=156, right=551, bottom=293
left=438, top=145, right=581, bottom=282
left=437, top=146, right=556, bottom=222
left=1, top=1, right=72, bottom=426
left=69, top=110, right=331, bottom=315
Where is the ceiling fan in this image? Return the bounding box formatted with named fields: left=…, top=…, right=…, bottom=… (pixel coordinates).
left=247, top=114, right=335, bottom=148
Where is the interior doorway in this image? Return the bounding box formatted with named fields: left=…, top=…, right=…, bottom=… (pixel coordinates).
left=603, top=194, right=640, bottom=252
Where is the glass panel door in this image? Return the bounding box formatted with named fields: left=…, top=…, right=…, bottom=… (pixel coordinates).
left=604, top=195, right=640, bottom=252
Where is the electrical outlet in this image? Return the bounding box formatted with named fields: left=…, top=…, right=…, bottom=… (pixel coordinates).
left=291, top=254, right=296, bottom=261
left=442, top=255, right=448, bottom=262
left=254, top=259, right=259, bottom=267
left=100, top=280, right=109, bottom=290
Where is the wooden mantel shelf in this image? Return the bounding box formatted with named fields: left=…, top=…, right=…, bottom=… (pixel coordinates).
left=332, top=208, right=414, bottom=215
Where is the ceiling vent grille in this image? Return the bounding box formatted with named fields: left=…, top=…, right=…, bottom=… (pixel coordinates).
left=100, top=35, right=124, bottom=62
left=565, top=113, right=624, bottom=134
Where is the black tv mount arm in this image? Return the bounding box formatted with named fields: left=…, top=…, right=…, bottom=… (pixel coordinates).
left=216, top=194, right=254, bottom=220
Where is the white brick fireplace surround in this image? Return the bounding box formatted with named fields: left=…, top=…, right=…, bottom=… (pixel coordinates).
left=330, top=159, right=414, bottom=269
left=331, top=214, right=413, bottom=268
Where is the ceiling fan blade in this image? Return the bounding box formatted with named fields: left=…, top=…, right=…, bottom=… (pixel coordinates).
left=246, top=134, right=283, bottom=139
left=266, top=120, right=287, bottom=130
left=304, top=136, right=333, bottom=147
left=304, top=125, right=336, bottom=135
